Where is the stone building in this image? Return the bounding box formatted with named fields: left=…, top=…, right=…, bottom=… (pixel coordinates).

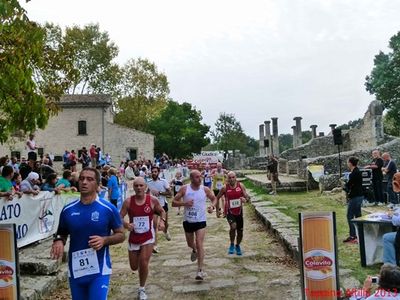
left=0, top=94, right=154, bottom=163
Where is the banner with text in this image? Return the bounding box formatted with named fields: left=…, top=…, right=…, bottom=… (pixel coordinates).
left=0, top=192, right=79, bottom=248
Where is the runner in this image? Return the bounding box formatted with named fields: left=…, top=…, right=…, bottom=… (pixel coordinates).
left=50, top=167, right=125, bottom=300
left=172, top=169, right=217, bottom=280
left=120, top=177, right=166, bottom=300
left=170, top=171, right=184, bottom=215
left=147, top=166, right=172, bottom=253
left=216, top=171, right=250, bottom=256
left=211, top=162, right=227, bottom=218
left=201, top=164, right=212, bottom=190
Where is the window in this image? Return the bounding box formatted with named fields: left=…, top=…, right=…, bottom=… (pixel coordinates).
left=78, top=120, right=87, bottom=135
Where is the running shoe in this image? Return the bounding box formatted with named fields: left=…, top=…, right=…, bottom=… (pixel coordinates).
left=195, top=270, right=206, bottom=280
left=152, top=246, right=159, bottom=254
left=138, top=288, right=148, bottom=300
left=165, top=231, right=171, bottom=241
left=235, top=245, right=242, bottom=256
left=228, top=244, right=235, bottom=254
left=343, top=236, right=356, bottom=243
left=190, top=249, right=197, bottom=262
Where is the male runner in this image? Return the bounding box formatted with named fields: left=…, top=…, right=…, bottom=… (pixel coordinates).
left=217, top=171, right=250, bottom=256
left=211, top=162, right=227, bottom=217
left=50, top=167, right=125, bottom=300
left=170, top=171, right=184, bottom=215
left=120, top=177, right=166, bottom=300
left=147, top=166, right=171, bottom=252
left=201, top=164, right=212, bottom=189
left=172, top=170, right=217, bottom=280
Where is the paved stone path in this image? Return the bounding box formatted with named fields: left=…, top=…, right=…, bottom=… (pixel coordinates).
left=44, top=195, right=302, bottom=299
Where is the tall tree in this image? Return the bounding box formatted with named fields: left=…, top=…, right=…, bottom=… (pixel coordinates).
left=365, top=31, right=400, bottom=135
left=0, top=0, right=64, bottom=143
left=114, top=58, right=170, bottom=131
left=211, top=113, right=257, bottom=156
left=43, top=23, right=121, bottom=95
left=148, top=101, right=210, bottom=158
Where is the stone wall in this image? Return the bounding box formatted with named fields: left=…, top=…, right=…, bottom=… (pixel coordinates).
left=280, top=100, right=390, bottom=161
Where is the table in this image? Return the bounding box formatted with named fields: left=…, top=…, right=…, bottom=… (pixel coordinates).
left=352, top=212, right=396, bottom=267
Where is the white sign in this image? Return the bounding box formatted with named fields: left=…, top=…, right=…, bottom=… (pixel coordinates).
left=0, top=192, right=78, bottom=248
left=192, top=151, right=224, bottom=164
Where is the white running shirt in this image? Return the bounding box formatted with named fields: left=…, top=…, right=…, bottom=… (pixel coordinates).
left=183, top=184, right=207, bottom=223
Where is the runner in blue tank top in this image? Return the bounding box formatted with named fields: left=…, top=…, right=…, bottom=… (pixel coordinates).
left=51, top=167, right=125, bottom=300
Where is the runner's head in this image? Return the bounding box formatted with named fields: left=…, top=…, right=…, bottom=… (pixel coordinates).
left=151, top=165, right=160, bottom=180
left=216, top=162, right=222, bottom=171
left=79, top=167, right=100, bottom=195
left=133, top=177, right=147, bottom=196
left=227, top=171, right=237, bottom=186
left=175, top=171, right=182, bottom=179
left=190, top=170, right=202, bottom=187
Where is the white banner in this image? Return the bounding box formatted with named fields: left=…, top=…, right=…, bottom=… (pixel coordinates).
left=192, top=151, right=224, bottom=164
left=0, top=192, right=79, bottom=248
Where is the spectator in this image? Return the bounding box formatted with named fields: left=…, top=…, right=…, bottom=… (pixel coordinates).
left=41, top=173, right=61, bottom=194
left=343, top=156, right=364, bottom=244
left=89, top=144, right=97, bottom=167
left=69, top=150, right=77, bottom=172
left=26, top=133, right=38, bottom=161
left=101, top=165, right=110, bottom=187
left=0, top=165, right=14, bottom=200
left=12, top=173, right=22, bottom=192
left=0, top=156, right=9, bottom=173
left=365, top=150, right=384, bottom=205
left=19, top=158, right=35, bottom=180
left=40, top=157, right=55, bottom=182
left=107, top=168, right=120, bottom=208
left=20, top=172, right=40, bottom=195
left=56, top=170, right=77, bottom=192
left=125, top=161, right=135, bottom=181
left=70, top=172, right=80, bottom=192
left=79, top=147, right=91, bottom=168
left=267, top=155, right=280, bottom=195
left=382, top=152, right=398, bottom=204
left=62, top=150, right=70, bottom=169
left=45, top=153, right=53, bottom=166
left=7, top=156, right=19, bottom=173
left=349, top=264, right=400, bottom=300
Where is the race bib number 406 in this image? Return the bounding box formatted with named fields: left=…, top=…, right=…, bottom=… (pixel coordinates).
left=133, top=216, right=150, bottom=234
left=72, top=248, right=100, bottom=279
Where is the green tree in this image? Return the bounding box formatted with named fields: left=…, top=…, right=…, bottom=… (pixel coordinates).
left=115, top=58, right=170, bottom=131
left=211, top=113, right=257, bottom=156
left=148, top=101, right=210, bottom=158
left=366, top=31, right=400, bottom=135
left=43, top=23, right=121, bottom=95
left=0, top=0, right=63, bottom=143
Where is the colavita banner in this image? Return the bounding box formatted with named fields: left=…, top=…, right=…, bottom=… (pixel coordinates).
left=0, top=224, right=19, bottom=300
left=299, top=212, right=340, bottom=300
left=0, top=192, right=78, bottom=248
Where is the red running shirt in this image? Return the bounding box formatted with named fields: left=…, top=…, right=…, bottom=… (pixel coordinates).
left=128, top=194, right=154, bottom=244
left=225, top=183, right=244, bottom=216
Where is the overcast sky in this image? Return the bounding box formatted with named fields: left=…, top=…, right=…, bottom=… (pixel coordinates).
left=22, top=0, right=400, bottom=138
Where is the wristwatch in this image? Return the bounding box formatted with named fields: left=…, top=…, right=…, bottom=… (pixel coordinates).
left=53, top=234, right=66, bottom=245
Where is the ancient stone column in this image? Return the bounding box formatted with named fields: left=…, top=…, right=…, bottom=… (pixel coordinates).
left=271, top=117, right=279, bottom=156
left=310, top=125, right=318, bottom=139
left=292, top=125, right=298, bottom=148
left=319, top=132, right=325, bottom=137
left=259, top=124, right=265, bottom=157
left=264, top=120, right=271, bottom=156
left=329, top=124, right=337, bottom=133
left=294, top=117, right=302, bottom=146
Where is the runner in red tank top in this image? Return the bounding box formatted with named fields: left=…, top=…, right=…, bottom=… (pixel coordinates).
left=216, top=171, right=250, bottom=256
left=120, top=177, right=166, bottom=300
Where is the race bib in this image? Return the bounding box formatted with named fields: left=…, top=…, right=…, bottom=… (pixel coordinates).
left=216, top=181, right=223, bottom=190
left=186, top=207, right=199, bottom=222
left=230, top=198, right=241, bottom=209
left=175, top=185, right=181, bottom=192
left=204, top=177, right=211, bottom=183
left=71, top=248, right=100, bottom=279
left=133, top=216, right=150, bottom=234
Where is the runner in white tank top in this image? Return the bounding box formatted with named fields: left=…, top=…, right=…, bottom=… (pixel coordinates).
left=172, top=169, right=217, bottom=281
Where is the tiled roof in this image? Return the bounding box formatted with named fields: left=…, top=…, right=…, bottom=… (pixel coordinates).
left=60, top=94, right=112, bottom=108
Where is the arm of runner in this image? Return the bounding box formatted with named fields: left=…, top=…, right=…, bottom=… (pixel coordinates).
left=89, top=226, right=125, bottom=251
left=204, top=187, right=217, bottom=213
left=50, top=234, right=68, bottom=260
left=151, top=196, right=167, bottom=231
left=240, top=183, right=250, bottom=203
left=216, top=186, right=226, bottom=201
left=172, top=185, right=187, bottom=207
left=120, top=198, right=133, bottom=231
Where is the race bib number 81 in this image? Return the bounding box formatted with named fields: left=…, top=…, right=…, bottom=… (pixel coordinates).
left=72, top=248, right=100, bottom=279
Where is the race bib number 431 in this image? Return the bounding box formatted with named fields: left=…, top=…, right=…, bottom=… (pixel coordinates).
left=72, top=248, right=100, bottom=279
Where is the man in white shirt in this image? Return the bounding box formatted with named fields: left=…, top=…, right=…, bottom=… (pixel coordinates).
left=147, top=166, right=171, bottom=253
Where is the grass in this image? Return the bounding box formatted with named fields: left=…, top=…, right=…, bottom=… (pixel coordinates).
left=243, top=179, right=381, bottom=284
